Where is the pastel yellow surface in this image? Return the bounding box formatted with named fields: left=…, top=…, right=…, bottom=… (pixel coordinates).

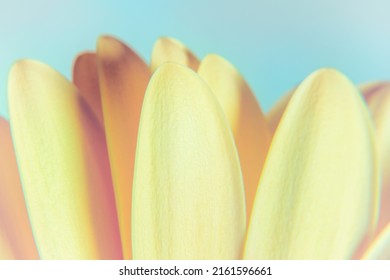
left=150, top=37, right=199, bottom=72
left=73, top=52, right=104, bottom=126
left=132, top=63, right=246, bottom=259
left=8, top=60, right=114, bottom=259
left=0, top=118, right=38, bottom=259
left=97, top=36, right=150, bottom=259
left=363, top=223, right=390, bottom=259
left=362, top=83, right=390, bottom=233
left=198, top=54, right=271, bottom=220
left=244, top=69, right=379, bottom=259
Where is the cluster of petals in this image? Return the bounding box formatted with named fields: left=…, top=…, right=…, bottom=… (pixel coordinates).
left=0, top=35, right=389, bottom=260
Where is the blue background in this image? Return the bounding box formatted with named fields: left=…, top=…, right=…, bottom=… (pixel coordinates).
left=1, top=0, right=390, bottom=119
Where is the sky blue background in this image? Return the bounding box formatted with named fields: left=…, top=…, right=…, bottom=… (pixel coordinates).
left=1, top=0, right=390, bottom=119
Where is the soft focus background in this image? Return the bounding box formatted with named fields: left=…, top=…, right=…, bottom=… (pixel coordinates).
left=1, top=0, right=390, bottom=119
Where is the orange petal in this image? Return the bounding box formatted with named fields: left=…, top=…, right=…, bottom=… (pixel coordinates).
left=78, top=99, right=123, bottom=259
left=198, top=54, right=271, bottom=220
left=74, top=52, right=125, bottom=258
left=73, top=52, right=104, bottom=126
left=359, top=81, right=384, bottom=96
left=362, top=82, right=390, bottom=233
left=0, top=117, right=38, bottom=259
left=0, top=230, right=16, bottom=259
left=150, top=37, right=199, bottom=72
left=97, top=35, right=150, bottom=259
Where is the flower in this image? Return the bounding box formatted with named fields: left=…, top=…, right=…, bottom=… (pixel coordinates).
left=0, top=36, right=389, bottom=260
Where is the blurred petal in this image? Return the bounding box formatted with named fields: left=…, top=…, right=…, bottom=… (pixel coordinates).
left=266, top=89, right=294, bottom=135
left=359, top=81, right=384, bottom=96
left=78, top=99, right=123, bottom=259
left=198, top=54, right=271, bottom=220
left=244, top=69, right=379, bottom=259
left=132, top=63, right=246, bottom=259
left=0, top=118, right=38, bottom=259
left=97, top=35, right=150, bottom=259
left=150, top=37, right=199, bottom=72
left=73, top=52, right=104, bottom=126
left=362, top=82, right=390, bottom=233
left=362, top=223, right=390, bottom=259
left=8, top=60, right=122, bottom=259
left=0, top=230, right=15, bottom=259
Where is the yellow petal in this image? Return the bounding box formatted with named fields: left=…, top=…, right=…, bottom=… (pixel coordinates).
left=244, top=69, right=379, bottom=259
left=97, top=35, right=150, bottom=259
left=150, top=37, right=199, bottom=72
left=198, top=54, right=271, bottom=220
left=362, top=82, right=390, bottom=233
left=73, top=52, right=104, bottom=126
left=266, top=89, right=294, bottom=135
left=8, top=60, right=122, bottom=259
left=362, top=223, right=390, bottom=259
left=132, top=63, right=246, bottom=259
left=0, top=118, right=38, bottom=259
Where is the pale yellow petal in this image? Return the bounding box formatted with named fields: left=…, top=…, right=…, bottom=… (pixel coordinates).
left=198, top=54, right=271, bottom=220
left=0, top=118, right=38, bottom=259
left=73, top=52, right=104, bottom=126
left=266, top=89, right=294, bottom=135
left=150, top=37, right=199, bottom=72
left=244, top=69, right=379, bottom=259
left=97, top=35, right=150, bottom=259
left=8, top=60, right=122, bottom=259
left=362, top=223, right=390, bottom=259
left=132, top=63, right=246, bottom=260
left=362, top=82, right=390, bottom=233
